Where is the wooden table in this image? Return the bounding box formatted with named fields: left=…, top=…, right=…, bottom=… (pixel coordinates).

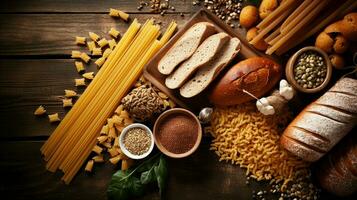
left=0, top=1, right=354, bottom=199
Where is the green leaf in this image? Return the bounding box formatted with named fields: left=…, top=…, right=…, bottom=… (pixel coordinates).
left=107, top=170, right=132, bottom=200
left=154, top=155, right=168, bottom=196
left=140, top=165, right=156, bottom=184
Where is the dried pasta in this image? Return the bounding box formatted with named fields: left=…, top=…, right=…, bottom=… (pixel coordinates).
left=71, top=50, right=81, bottom=59
left=109, top=8, right=129, bottom=21
left=34, top=105, right=46, bottom=116
left=97, top=38, right=108, bottom=48
left=84, top=160, right=94, bottom=172
left=109, top=27, right=120, bottom=38
left=80, top=52, right=91, bottom=63
left=64, top=90, right=77, bottom=98
left=92, top=48, right=102, bottom=56
left=103, top=48, right=112, bottom=59
left=82, top=72, right=94, bottom=80
left=108, top=39, right=116, bottom=50
left=75, top=36, right=86, bottom=45
left=89, top=32, right=100, bottom=42
left=75, top=78, right=86, bottom=87
left=62, top=99, right=73, bottom=108
left=87, top=41, right=96, bottom=52
left=95, top=57, right=106, bottom=68
left=48, top=113, right=61, bottom=123
left=75, top=61, right=85, bottom=73
left=92, top=155, right=104, bottom=163
left=92, top=145, right=103, bottom=154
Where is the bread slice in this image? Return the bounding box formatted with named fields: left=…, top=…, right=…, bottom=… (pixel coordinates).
left=180, top=37, right=241, bottom=98
left=158, top=22, right=216, bottom=75
left=165, top=32, right=230, bottom=89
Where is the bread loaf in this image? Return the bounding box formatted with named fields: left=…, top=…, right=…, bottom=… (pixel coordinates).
left=180, top=37, right=241, bottom=98
left=165, top=32, right=230, bottom=89
left=209, top=57, right=281, bottom=106
left=280, top=77, right=357, bottom=162
left=316, top=132, right=357, bottom=196
left=158, top=22, right=216, bottom=75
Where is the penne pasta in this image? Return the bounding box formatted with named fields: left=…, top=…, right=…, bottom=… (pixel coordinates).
left=80, top=52, right=91, bottom=63
left=109, top=8, right=129, bottom=21
left=97, top=38, right=109, bottom=48
left=75, top=61, right=85, bottom=73
left=102, top=48, right=112, bottom=59
left=34, top=105, right=46, bottom=116
left=109, top=27, right=120, bottom=38
left=48, top=113, right=61, bottom=123
left=92, top=48, right=102, bottom=56
left=63, top=99, right=73, bottom=108
left=87, top=41, right=96, bottom=52
left=82, top=72, right=95, bottom=80
left=95, top=57, right=106, bottom=68
left=71, top=50, right=81, bottom=59
left=89, top=32, right=100, bottom=42
left=64, top=90, right=77, bottom=98
left=75, top=36, right=86, bottom=45
left=108, top=39, right=116, bottom=50
left=75, top=78, right=86, bottom=87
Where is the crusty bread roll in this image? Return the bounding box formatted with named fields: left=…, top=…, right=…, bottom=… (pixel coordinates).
left=165, top=32, right=230, bottom=89
left=209, top=57, right=281, bottom=106
left=158, top=22, right=216, bottom=75
left=316, top=132, right=357, bottom=196
left=180, top=37, right=241, bottom=98
left=280, top=77, right=357, bottom=162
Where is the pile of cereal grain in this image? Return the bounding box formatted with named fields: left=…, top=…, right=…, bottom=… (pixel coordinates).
left=210, top=103, right=309, bottom=188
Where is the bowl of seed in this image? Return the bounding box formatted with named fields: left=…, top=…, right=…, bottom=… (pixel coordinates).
left=286, top=46, right=332, bottom=93
left=119, top=123, right=155, bottom=160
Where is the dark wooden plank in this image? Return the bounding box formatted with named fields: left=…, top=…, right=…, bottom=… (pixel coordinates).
left=0, top=59, right=93, bottom=138
left=0, top=0, right=196, bottom=13
left=0, top=13, right=190, bottom=56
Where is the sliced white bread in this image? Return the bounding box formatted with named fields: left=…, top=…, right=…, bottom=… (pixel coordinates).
left=158, top=22, right=216, bottom=75
left=165, top=32, right=230, bottom=89
left=180, top=37, right=241, bottom=98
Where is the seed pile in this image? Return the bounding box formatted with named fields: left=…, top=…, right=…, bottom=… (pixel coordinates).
left=195, top=0, right=243, bottom=28
left=137, top=0, right=176, bottom=16
left=294, top=51, right=327, bottom=89
left=124, top=128, right=151, bottom=155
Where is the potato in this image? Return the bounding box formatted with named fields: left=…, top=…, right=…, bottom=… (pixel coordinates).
left=339, top=13, right=357, bottom=41
left=329, top=54, right=345, bottom=69
left=259, top=0, right=278, bottom=19
left=246, top=27, right=268, bottom=51
left=315, top=32, right=334, bottom=53
left=240, top=5, right=259, bottom=28
left=333, top=35, right=349, bottom=54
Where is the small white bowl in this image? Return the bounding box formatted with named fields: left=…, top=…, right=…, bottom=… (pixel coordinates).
left=119, top=123, right=155, bottom=160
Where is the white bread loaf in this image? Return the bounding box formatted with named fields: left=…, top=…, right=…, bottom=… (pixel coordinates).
left=165, top=32, right=230, bottom=89
left=281, top=77, right=357, bottom=162
left=180, top=37, right=241, bottom=98
left=158, top=22, right=216, bottom=75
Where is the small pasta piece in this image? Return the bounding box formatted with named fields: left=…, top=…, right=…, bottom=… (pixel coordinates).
left=113, top=137, right=119, bottom=147
left=80, top=52, right=91, bottom=63
left=109, top=155, right=121, bottom=165
left=92, top=145, right=103, bottom=154
left=108, top=148, right=119, bottom=157
left=95, top=57, right=106, bottom=68
left=97, top=135, right=108, bottom=144
left=71, top=50, right=81, bottom=58
left=75, top=36, right=86, bottom=45
left=89, top=32, right=100, bottom=41
left=100, top=124, right=109, bottom=135
left=75, top=61, right=85, bottom=73
left=112, top=115, right=123, bottom=125
left=97, top=38, right=108, bottom=48
left=108, top=127, right=117, bottom=138
left=102, top=48, right=112, bottom=59
left=92, top=48, right=102, bottom=56
left=62, top=98, right=73, bottom=108
left=34, top=105, right=46, bottom=116
left=114, top=104, right=124, bottom=115
left=103, top=142, right=112, bottom=149
left=92, top=155, right=105, bottom=163
left=109, top=8, right=129, bottom=21
left=82, top=72, right=94, bottom=80
left=121, top=159, right=133, bottom=170
left=75, top=78, right=86, bottom=87
left=48, top=113, right=60, bottom=123
left=64, top=89, right=77, bottom=98
left=108, top=39, right=116, bottom=50
left=109, top=27, right=120, bottom=38
left=85, top=160, right=94, bottom=172
left=87, top=41, right=96, bottom=52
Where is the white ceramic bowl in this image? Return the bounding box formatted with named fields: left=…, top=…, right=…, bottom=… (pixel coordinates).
left=119, top=123, right=155, bottom=160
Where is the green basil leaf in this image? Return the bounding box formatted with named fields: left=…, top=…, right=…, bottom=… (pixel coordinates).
left=154, top=155, right=168, bottom=196
left=140, top=165, right=156, bottom=184
left=107, top=170, right=132, bottom=200
left=129, top=176, right=145, bottom=196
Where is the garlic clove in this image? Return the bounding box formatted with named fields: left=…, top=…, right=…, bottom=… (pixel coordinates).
left=265, top=105, right=275, bottom=115
left=280, top=87, right=294, bottom=100
left=279, top=79, right=289, bottom=89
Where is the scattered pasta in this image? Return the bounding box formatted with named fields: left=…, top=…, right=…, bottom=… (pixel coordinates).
left=89, top=32, right=100, bottom=42
left=80, top=52, right=91, bottom=63
left=75, top=61, right=85, bottom=73
left=95, top=57, right=106, bottom=68
left=48, top=113, right=61, bottom=123
left=109, top=8, right=129, bottom=21
left=92, top=48, right=102, bottom=56
left=97, top=38, right=108, bottom=48
left=82, top=72, right=94, bottom=80
left=85, top=160, right=94, bottom=172
left=92, top=145, right=103, bottom=154
left=108, top=39, right=116, bottom=50
left=92, top=155, right=105, bottom=163
left=109, top=155, right=121, bottom=165
left=75, top=78, right=86, bottom=87
left=34, top=105, right=46, bottom=116
left=102, top=48, right=112, bottom=59
left=87, top=41, right=96, bottom=52
left=64, top=89, right=77, bottom=98
left=75, top=36, right=86, bottom=45
left=109, top=27, right=120, bottom=38
left=71, top=50, right=81, bottom=59
left=62, top=98, right=73, bottom=108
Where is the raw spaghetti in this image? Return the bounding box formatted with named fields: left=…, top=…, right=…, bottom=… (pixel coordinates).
left=210, top=103, right=309, bottom=189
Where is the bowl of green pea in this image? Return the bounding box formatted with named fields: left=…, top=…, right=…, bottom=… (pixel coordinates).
left=286, top=46, right=332, bottom=93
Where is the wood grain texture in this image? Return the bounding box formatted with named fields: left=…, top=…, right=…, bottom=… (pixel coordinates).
left=0, top=14, right=190, bottom=56
left=0, top=0, right=197, bottom=13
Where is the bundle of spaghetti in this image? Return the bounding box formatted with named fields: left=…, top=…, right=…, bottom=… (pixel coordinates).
left=210, top=103, right=309, bottom=189
left=41, top=19, right=141, bottom=161
left=61, top=24, right=161, bottom=184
